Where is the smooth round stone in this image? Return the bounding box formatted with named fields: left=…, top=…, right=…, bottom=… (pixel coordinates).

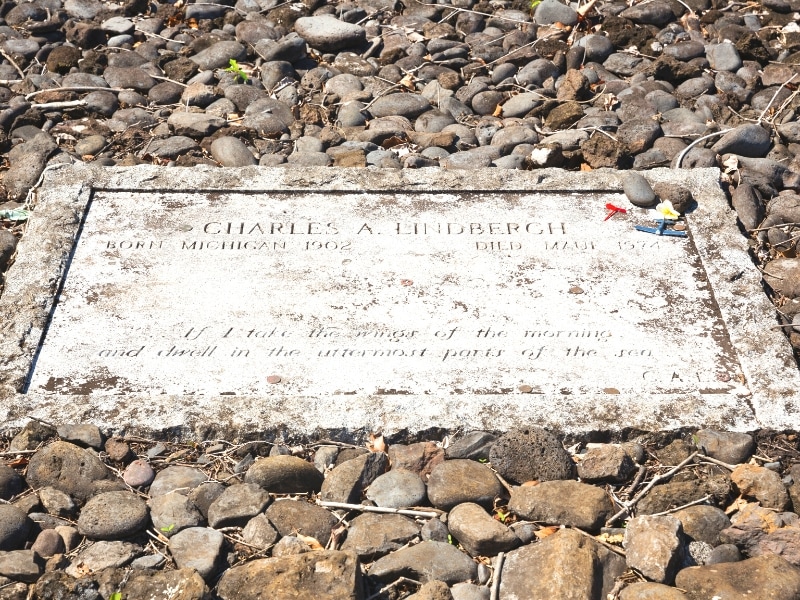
left=325, top=73, right=363, bottom=98
left=84, top=91, right=118, bottom=116
left=31, top=529, right=65, bottom=558
left=645, top=90, right=679, bottom=113
left=415, top=110, right=456, bottom=133
left=2, top=38, right=40, bottom=58
left=707, top=42, right=742, bottom=72
left=516, top=58, right=559, bottom=87
left=102, top=67, right=155, bottom=91
left=294, top=16, right=366, bottom=53
left=0, top=506, right=30, bottom=551
left=236, top=21, right=280, bottom=45
left=623, top=172, right=657, bottom=207
left=421, top=147, right=450, bottom=160
left=191, top=41, right=246, bottom=71
left=471, top=91, right=505, bottom=116
left=107, top=35, right=134, bottom=47
left=366, top=470, right=427, bottom=508
left=77, top=491, right=149, bottom=540
left=534, top=0, right=578, bottom=26
left=150, top=466, right=207, bottom=497
left=287, top=152, right=332, bottom=166
left=663, top=40, right=705, bottom=61
left=123, top=459, right=155, bottom=487
left=369, top=93, right=431, bottom=119
left=101, top=16, right=135, bottom=35
left=502, top=93, right=540, bottom=118
left=145, top=136, right=198, bottom=159
left=337, top=101, right=367, bottom=127
left=210, top=137, right=257, bottom=167
left=74, top=135, right=106, bottom=156
left=710, top=124, right=771, bottom=158
left=493, top=154, right=526, bottom=169
left=149, top=81, right=184, bottom=105
left=577, top=35, right=614, bottom=62
left=0, top=466, right=23, bottom=501
left=619, top=0, right=674, bottom=25
left=294, top=136, right=324, bottom=153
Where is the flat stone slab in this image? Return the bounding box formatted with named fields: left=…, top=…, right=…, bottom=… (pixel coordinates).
left=0, top=165, right=797, bottom=437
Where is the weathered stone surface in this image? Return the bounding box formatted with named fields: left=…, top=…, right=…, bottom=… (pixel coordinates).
left=245, top=456, right=324, bottom=494
left=217, top=550, right=363, bottom=600
left=340, top=513, right=420, bottom=559
left=0, top=507, right=30, bottom=551
left=369, top=541, right=478, bottom=584
left=675, top=553, right=800, bottom=600
left=77, top=491, right=149, bottom=539
left=99, top=568, right=209, bottom=600
left=447, top=502, right=519, bottom=557
left=508, top=481, right=613, bottom=532
left=148, top=492, right=204, bottom=537
left=624, top=515, right=684, bottom=584
left=489, top=428, right=575, bottom=484
left=65, top=541, right=139, bottom=577
left=427, top=460, right=504, bottom=511
left=673, top=506, right=731, bottom=546
left=168, top=527, right=225, bottom=581
left=265, top=500, right=338, bottom=547
left=26, top=442, right=119, bottom=503
left=731, top=464, right=790, bottom=510
left=207, top=483, right=270, bottom=528
left=319, top=452, right=389, bottom=504
left=388, top=442, right=445, bottom=480
left=500, top=528, right=626, bottom=599
left=577, top=444, right=636, bottom=483
left=694, top=430, right=754, bottom=465
left=619, top=582, right=688, bottom=599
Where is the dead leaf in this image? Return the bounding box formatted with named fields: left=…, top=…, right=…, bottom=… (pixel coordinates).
left=492, top=104, right=503, bottom=117
left=580, top=163, right=593, bottom=171
left=534, top=526, right=559, bottom=539
left=294, top=532, right=324, bottom=550
left=725, top=495, right=749, bottom=516
left=367, top=433, right=386, bottom=453
left=398, top=73, right=416, bottom=90
left=521, top=480, right=539, bottom=487
left=595, top=532, right=624, bottom=545
left=382, top=135, right=407, bottom=149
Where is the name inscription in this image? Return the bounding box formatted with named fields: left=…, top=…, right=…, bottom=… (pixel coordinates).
left=29, top=190, right=741, bottom=396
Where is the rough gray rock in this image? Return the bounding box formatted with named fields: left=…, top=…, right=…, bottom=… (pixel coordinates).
left=168, top=527, right=225, bottom=581
left=319, top=452, right=388, bottom=504
left=207, top=483, right=270, bottom=529
left=675, top=553, right=800, bottom=599
left=341, top=513, right=420, bottom=559
left=501, top=528, right=626, bottom=599
left=447, top=502, right=519, bottom=557
left=265, top=499, right=338, bottom=547
left=369, top=541, right=478, bottom=584
left=217, top=551, right=363, bottom=600
left=624, top=515, right=684, bottom=584
left=509, top=481, right=613, bottom=532
left=245, top=455, right=324, bottom=494
left=427, top=460, right=504, bottom=511
left=77, top=491, right=149, bottom=540
left=489, top=428, right=575, bottom=484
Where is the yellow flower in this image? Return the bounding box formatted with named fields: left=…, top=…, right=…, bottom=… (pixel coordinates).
left=656, top=200, right=680, bottom=220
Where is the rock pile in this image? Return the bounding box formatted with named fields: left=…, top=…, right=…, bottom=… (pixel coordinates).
left=0, top=422, right=797, bottom=598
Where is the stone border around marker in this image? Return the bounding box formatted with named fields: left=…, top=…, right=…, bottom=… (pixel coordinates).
left=0, top=164, right=796, bottom=439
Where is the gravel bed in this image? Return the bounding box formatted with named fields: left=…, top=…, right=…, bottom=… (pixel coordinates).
left=0, top=422, right=796, bottom=599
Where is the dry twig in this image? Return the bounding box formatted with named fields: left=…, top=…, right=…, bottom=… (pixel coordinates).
left=317, top=500, right=441, bottom=518
left=605, top=451, right=700, bottom=526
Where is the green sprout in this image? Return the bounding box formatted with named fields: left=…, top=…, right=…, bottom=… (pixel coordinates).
left=160, top=523, right=175, bottom=533
left=530, top=0, right=542, bottom=10
left=109, top=593, right=122, bottom=600
left=225, top=59, right=249, bottom=83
